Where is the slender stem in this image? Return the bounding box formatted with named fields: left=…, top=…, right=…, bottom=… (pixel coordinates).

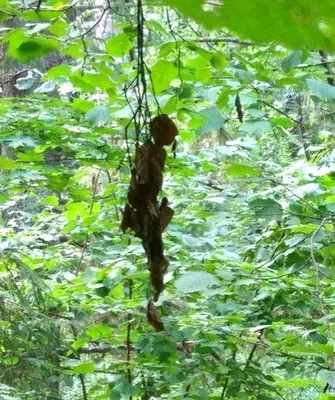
left=79, top=374, right=88, bottom=400
left=127, top=279, right=133, bottom=400
left=260, top=99, right=299, bottom=124
left=323, top=383, right=330, bottom=393
left=244, top=329, right=265, bottom=370
left=220, top=377, right=229, bottom=399
left=221, top=347, right=238, bottom=399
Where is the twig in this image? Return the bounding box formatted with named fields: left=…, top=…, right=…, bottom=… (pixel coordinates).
left=296, top=61, right=335, bottom=69
left=195, top=38, right=253, bottom=46
left=323, top=383, right=330, bottom=393
left=79, top=374, right=88, bottom=400
left=260, top=99, right=299, bottom=124
left=36, top=0, right=43, bottom=11
left=220, top=377, right=229, bottom=399
left=244, top=327, right=269, bottom=373
left=67, top=8, right=108, bottom=41
left=221, top=346, right=238, bottom=399
left=126, top=279, right=133, bottom=400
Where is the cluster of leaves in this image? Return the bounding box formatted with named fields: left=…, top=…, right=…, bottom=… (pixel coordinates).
left=1, top=1, right=335, bottom=400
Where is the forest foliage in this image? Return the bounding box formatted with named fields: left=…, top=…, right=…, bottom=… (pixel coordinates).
left=1, top=1, right=335, bottom=399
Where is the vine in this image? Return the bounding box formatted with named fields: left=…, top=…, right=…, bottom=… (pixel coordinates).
left=120, top=1, right=178, bottom=329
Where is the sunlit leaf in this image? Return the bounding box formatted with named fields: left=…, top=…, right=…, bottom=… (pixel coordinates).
left=175, top=271, right=220, bottom=293
left=105, top=33, right=133, bottom=57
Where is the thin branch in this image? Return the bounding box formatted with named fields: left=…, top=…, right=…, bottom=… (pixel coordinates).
left=36, top=0, right=43, bottom=11
left=323, top=383, right=330, bottom=393
left=126, top=279, right=133, bottom=400
left=67, top=7, right=108, bottom=42
left=296, top=61, right=335, bottom=69
left=79, top=374, right=88, bottom=400
left=220, top=377, right=229, bottom=399
left=260, top=100, right=299, bottom=124
left=195, top=38, right=254, bottom=46
left=221, top=345, right=238, bottom=399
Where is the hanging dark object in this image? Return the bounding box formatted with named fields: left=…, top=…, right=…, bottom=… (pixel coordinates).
left=121, top=115, right=178, bottom=302
left=150, top=114, right=178, bottom=146
left=235, top=93, right=244, bottom=123
left=147, top=299, right=165, bottom=331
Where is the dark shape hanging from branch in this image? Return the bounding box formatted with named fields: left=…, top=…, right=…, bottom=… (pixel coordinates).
left=147, top=299, right=165, bottom=331
left=121, top=115, right=178, bottom=302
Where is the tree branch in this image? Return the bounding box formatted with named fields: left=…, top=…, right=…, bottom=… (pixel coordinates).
left=195, top=38, right=254, bottom=46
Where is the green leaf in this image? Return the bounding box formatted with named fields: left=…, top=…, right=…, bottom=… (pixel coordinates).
left=84, top=73, right=114, bottom=91
left=40, top=196, right=59, bottom=207
left=72, top=361, right=96, bottom=374
left=114, top=377, right=135, bottom=396
left=289, top=224, right=319, bottom=234
left=179, top=130, right=195, bottom=142
left=318, top=370, right=335, bottom=386
left=26, top=23, right=51, bottom=35
left=196, top=106, right=226, bottom=135
left=309, top=332, right=328, bottom=344
left=34, top=81, right=56, bottom=93
left=21, top=10, right=63, bottom=21
left=175, top=271, right=220, bottom=293
left=241, top=121, right=272, bottom=135
left=85, top=324, right=112, bottom=339
left=249, top=198, right=283, bottom=221
left=71, top=98, right=95, bottom=113
left=320, top=394, right=335, bottom=400
left=86, top=105, right=110, bottom=125
left=69, top=77, right=95, bottom=93
left=152, top=335, right=177, bottom=360
left=48, top=18, right=69, bottom=37
left=210, top=54, right=228, bottom=69
left=71, top=338, right=89, bottom=350
left=62, top=41, right=84, bottom=59
left=226, top=163, right=261, bottom=178
left=271, top=117, right=296, bottom=128
left=105, top=33, right=133, bottom=57
left=151, top=0, right=335, bottom=51
left=0, top=157, right=18, bottom=170
left=46, top=64, right=71, bottom=79
left=15, top=77, right=36, bottom=90
left=8, top=37, right=60, bottom=63
left=307, top=79, right=335, bottom=101
left=150, top=60, right=178, bottom=93
left=6, top=136, right=36, bottom=149
left=320, top=244, right=335, bottom=257
left=281, top=50, right=303, bottom=72
left=277, top=378, right=311, bottom=389
left=284, top=344, right=332, bottom=357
